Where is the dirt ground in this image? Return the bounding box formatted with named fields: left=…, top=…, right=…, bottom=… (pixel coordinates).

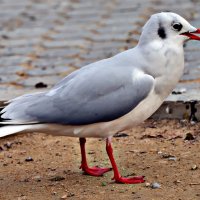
left=0, top=119, right=200, bottom=200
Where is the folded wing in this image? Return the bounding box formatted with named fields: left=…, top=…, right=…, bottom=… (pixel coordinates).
left=1, top=60, right=155, bottom=125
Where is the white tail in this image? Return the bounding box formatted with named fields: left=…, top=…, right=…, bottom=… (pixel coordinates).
left=0, top=125, right=30, bottom=138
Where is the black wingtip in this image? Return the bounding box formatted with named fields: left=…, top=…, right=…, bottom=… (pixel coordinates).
left=0, top=101, right=9, bottom=126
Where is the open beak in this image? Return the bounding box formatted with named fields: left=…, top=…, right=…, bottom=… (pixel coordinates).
left=181, top=29, right=200, bottom=40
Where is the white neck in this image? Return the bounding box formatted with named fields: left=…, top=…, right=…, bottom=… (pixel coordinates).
left=138, top=39, right=185, bottom=98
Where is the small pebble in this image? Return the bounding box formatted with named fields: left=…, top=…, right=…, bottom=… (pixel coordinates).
left=191, top=165, right=198, bottom=170
left=157, top=151, right=162, bottom=155
left=17, top=195, right=27, bottom=200
left=67, top=193, right=75, bottom=197
left=145, top=182, right=151, bottom=187
left=50, top=176, right=65, bottom=182
left=174, top=180, right=181, bottom=184
left=161, top=153, right=176, bottom=160
left=52, top=191, right=57, bottom=195
left=25, top=156, right=33, bottom=162
left=7, top=154, right=12, bottom=158
left=4, top=142, right=12, bottom=149
left=88, top=151, right=95, bottom=155
left=151, top=182, right=161, bottom=189
left=101, top=182, right=107, bottom=186
left=190, top=121, right=196, bottom=125
left=114, top=132, right=129, bottom=137
left=168, top=157, right=177, bottom=161
left=32, top=175, right=41, bottom=182
left=180, top=119, right=188, bottom=126
left=60, top=194, right=67, bottom=199
left=3, top=163, right=8, bottom=166
left=184, top=133, right=195, bottom=140
left=35, top=82, right=48, bottom=88
left=23, top=178, right=29, bottom=182
left=1, top=34, right=9, bottom=39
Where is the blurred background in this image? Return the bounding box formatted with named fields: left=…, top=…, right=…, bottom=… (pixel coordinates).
left=0, top=0, right=200, bottom=100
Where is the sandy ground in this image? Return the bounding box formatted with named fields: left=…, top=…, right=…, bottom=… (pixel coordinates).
left=0, top=119, right=200, bottom=200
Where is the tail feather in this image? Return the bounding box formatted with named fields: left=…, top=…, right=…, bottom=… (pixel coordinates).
left=0, top=125, right=30, bottom=138
left=0, top=100, right=37, bottom=138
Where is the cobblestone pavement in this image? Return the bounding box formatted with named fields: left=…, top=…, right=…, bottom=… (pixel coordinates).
left=0, top=0, right=200, bottom=105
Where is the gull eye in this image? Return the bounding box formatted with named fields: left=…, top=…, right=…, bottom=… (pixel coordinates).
left=172, top=22, right=183, bottom=32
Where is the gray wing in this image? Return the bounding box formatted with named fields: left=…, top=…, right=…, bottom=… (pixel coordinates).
left=1, top=60, right=154, bottom=125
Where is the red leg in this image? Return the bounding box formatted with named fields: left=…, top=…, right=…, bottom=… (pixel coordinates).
left=106, top=138, right=145, bottom=184
left=79, top=138, right=112, bottom=176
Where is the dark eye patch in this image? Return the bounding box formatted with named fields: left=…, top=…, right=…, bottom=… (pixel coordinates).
left=158, top=26, right=166, bottom=39
left=172, top=23, right=183, bottom=32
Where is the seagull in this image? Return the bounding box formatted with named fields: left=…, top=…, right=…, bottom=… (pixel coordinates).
left=0, top=12, right=200, bottom=184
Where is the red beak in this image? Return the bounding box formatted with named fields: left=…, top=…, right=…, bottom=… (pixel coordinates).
left=181, top=29, right=200, bottom=40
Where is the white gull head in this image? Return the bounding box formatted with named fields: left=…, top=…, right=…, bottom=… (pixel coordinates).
left=139, top=12, right=200, bottom=46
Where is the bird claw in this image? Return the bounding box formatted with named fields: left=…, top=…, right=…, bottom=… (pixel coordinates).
left=81, top=166, right=112, bottom=176
left=114, top=175, right=145, bottom=184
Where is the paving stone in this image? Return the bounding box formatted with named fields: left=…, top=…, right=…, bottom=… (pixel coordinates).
left=0, top=38, right=41, bottom=47
left=31, top=58, right=74, bottom=68
left=176, top=82, right=200, bottom=90
left=80, top=50, right=118, bottom=61
left=0, top=74, right=19, bottom=83
left=38, top=48, right=81, bottom=58
left=48, top=31, right=94, bottom=40
left=89, top=33, right=129, bottom=42
left=0, top=28, right=47, bottom=38
left=27, top=65, right=71, bottom=76
left=0, top=47, right=35, bottom=56
left=42, top=40, right=90, bottom=49
left=95, top=25, right=138, bottom=35
left=0, top=56, right=30, bottom=66
left=0, top=66, right=24, bottom=74
left=89, top=41, right=126, bottom=51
